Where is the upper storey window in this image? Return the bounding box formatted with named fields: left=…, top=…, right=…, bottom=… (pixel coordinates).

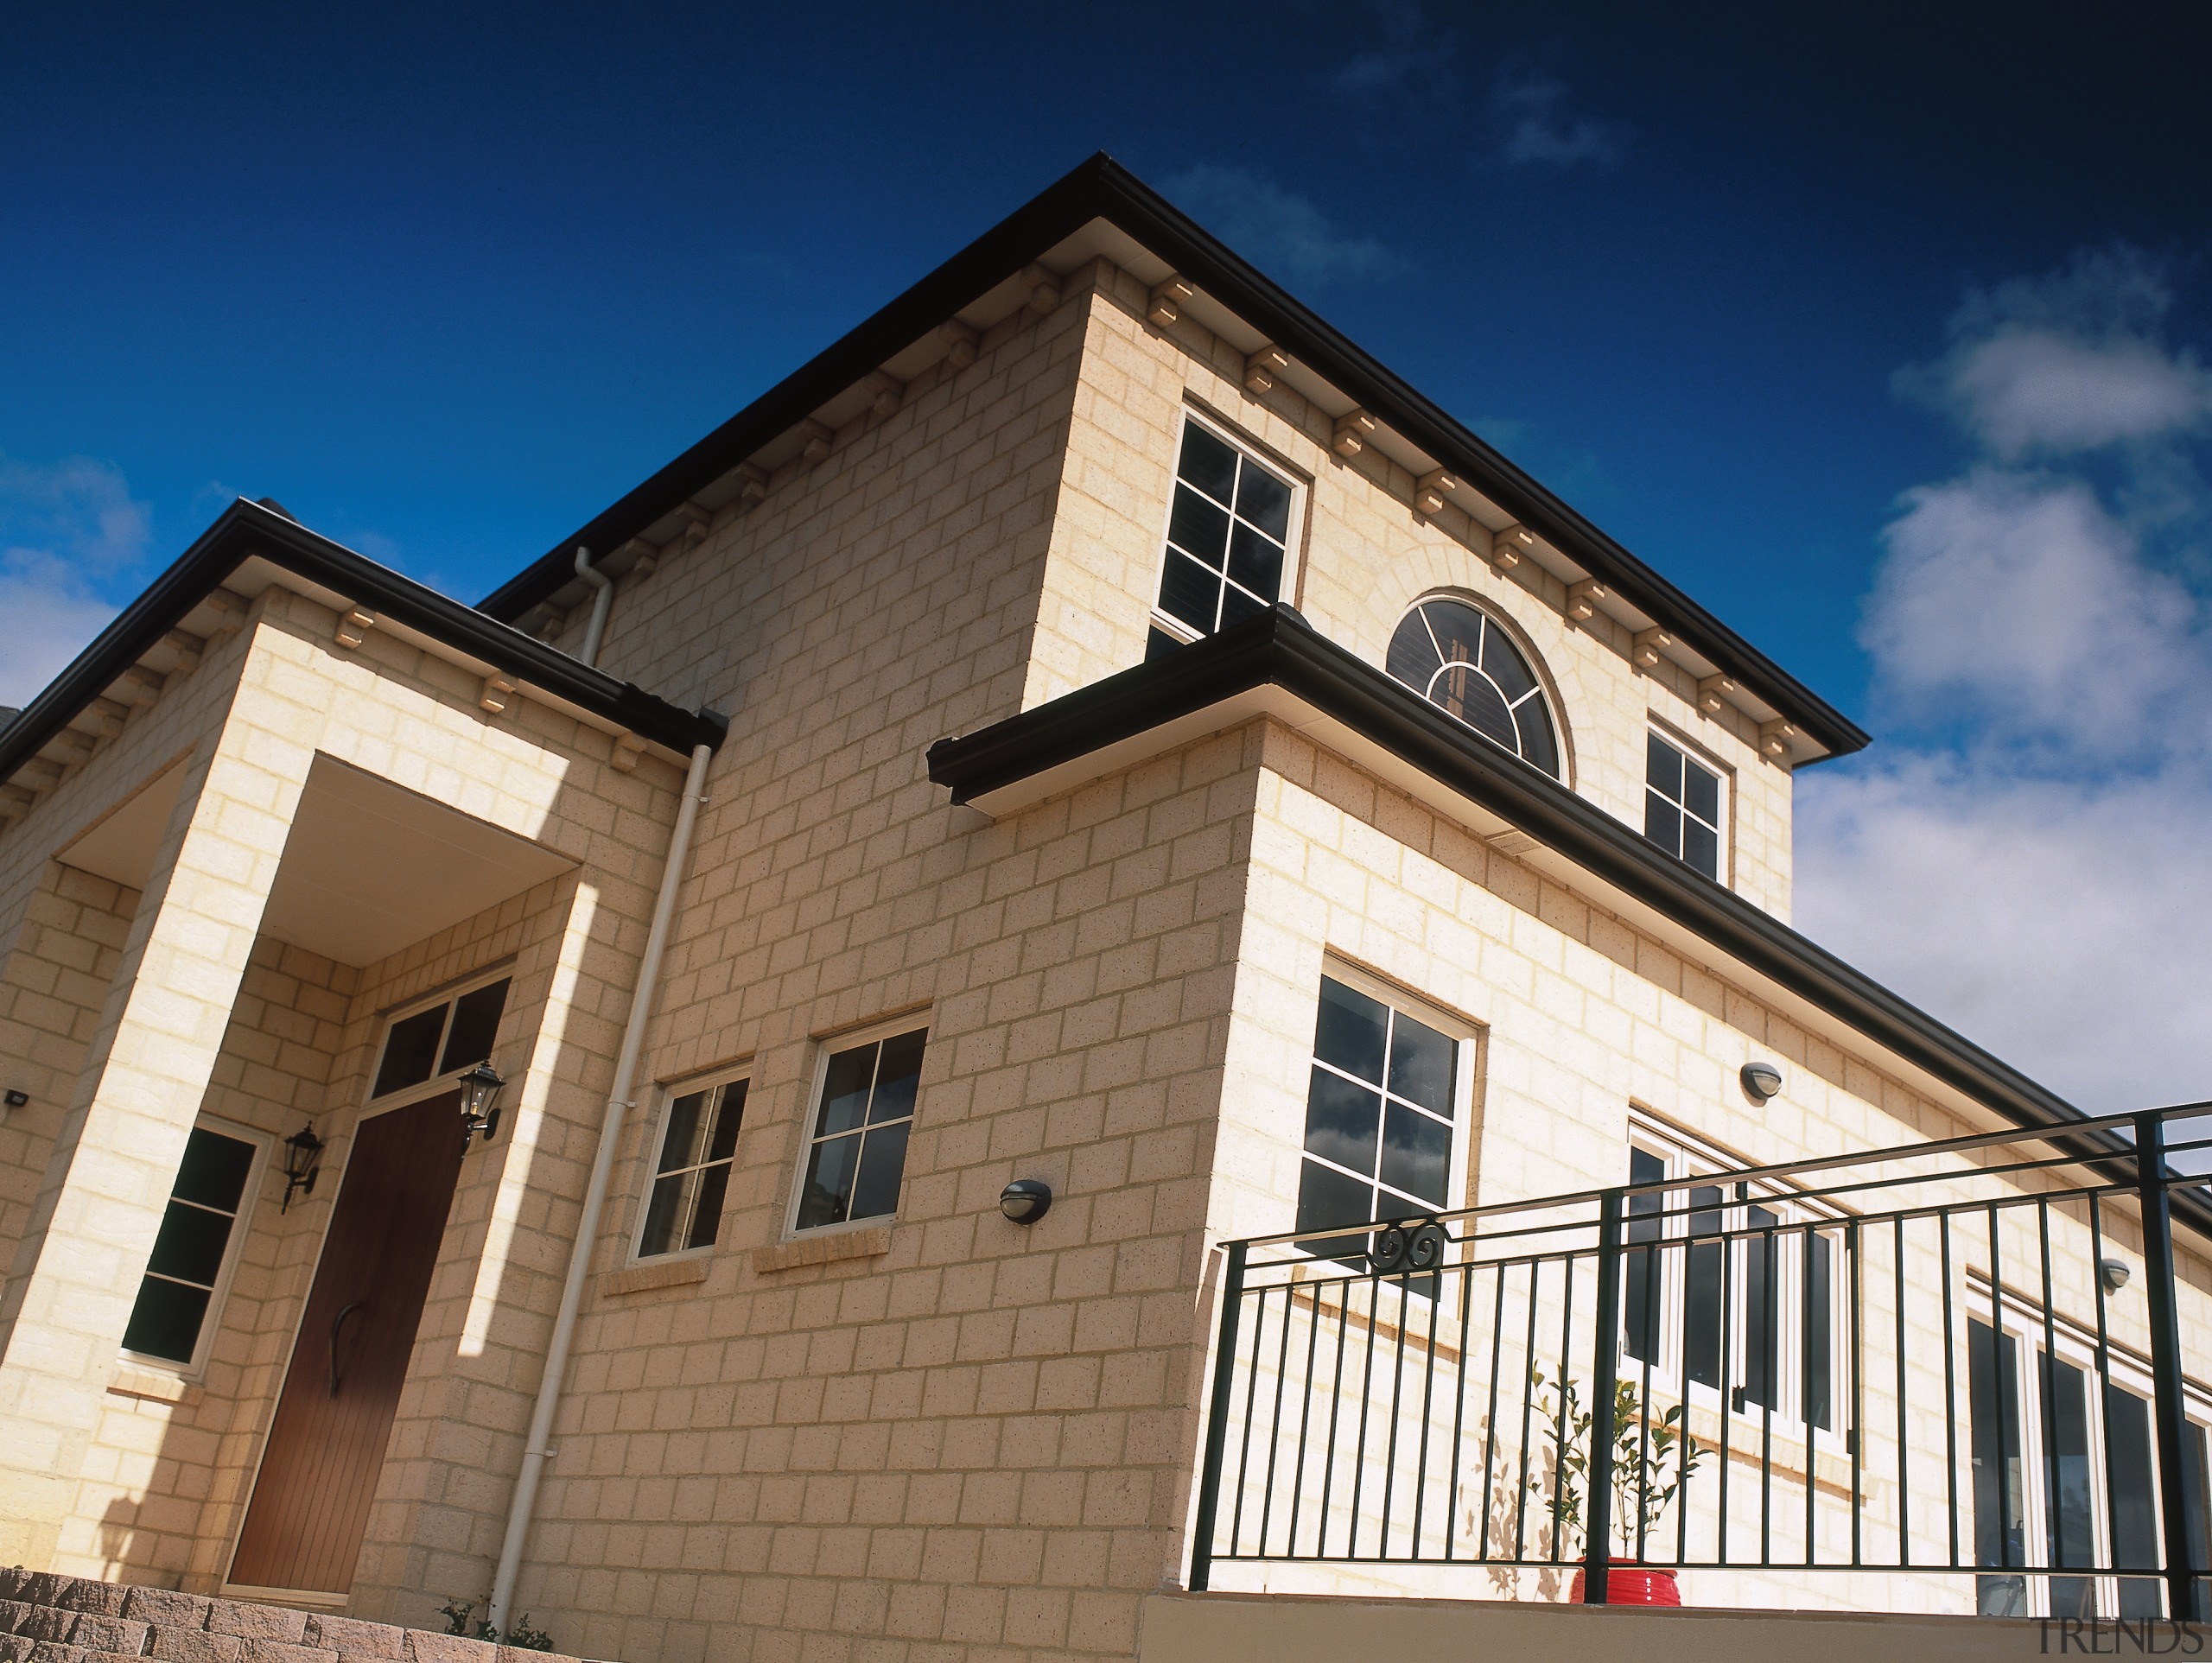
left=1645, top=730, right=1724, bottom=880
left=1149, top=418, right=1294, bottom=654
left=1385, top=599, right=1561, bottom=778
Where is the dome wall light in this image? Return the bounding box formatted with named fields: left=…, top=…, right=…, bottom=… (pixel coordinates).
left=1740, top=1062, right=1784, bottom=1104
left=2101, top=1258, right=2132, bottom=1292
left=1000, top=1178, right=1053, bottom=1225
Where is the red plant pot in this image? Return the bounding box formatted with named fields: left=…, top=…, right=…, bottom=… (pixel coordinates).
left=1567, top=1563, right=1682, bottom=1606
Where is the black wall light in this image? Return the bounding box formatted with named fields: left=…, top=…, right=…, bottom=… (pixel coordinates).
left=1740, top=1062, right=1784, bottom=1104
left=3, top=1089, right=28, bottom=1110
left=459, top=1061, right=506, bottom=1151
left=280, top=1126, right=325, bottom=1212
left=1000, top=1178, right=1052, bottom=1224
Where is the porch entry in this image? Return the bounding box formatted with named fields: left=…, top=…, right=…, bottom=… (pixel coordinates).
left=228, top=1091, right=465, bottom=1594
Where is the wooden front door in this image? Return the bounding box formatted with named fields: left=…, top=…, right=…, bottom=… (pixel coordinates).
left=229, top=1091, right=465, bottom=1593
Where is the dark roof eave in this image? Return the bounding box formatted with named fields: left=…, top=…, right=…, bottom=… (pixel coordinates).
left=925, top=608, right=2111, bottom=1161
left=0, top=500, right=726, bottom=790
left=481, top=152, right=1867, bottom=760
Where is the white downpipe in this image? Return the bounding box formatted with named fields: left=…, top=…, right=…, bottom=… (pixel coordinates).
left=573, top=546, right=613, bottom=668
left=486, top=739, right=712, bottom=1631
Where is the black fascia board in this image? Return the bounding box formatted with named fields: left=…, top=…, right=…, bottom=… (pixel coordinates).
left=0, top=499, right=726, bottom=790
left=480, top=151, right=1867, bottom=761
left=925, top=606, right=2133, bottom=1171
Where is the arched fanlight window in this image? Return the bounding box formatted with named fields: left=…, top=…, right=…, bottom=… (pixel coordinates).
left=1386, top=599, right=1561, bottom=778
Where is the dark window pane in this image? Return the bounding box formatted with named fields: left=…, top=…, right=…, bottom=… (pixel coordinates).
left=1225, top=522, right=1283, bottom=600
left=639, top=1171, right=688, bottom=1257
left=1386, top=1013, right=1454, bottom=1114
left=816, top=1043, right=879, bottom=1137
left=1624, top=1147, right=1667, bottom=1364
left=798, top=1133, right=861, bottom=1230
left=122, top=1278, right=212, bottom=1364
left=1313, top=977, right=1388, bottom=1083
left=2107, top=1387, right=2159, bottom=1613
left=1644, top=794, right=1681, bottom=858
left=1235, top=464, right=1292, bottom=541
left=684, top=1163, right=732, bottom=1252
left=374, top=1007, right=446, bottom=1097
left=2188, top=1425, right=2212, bottom=1590
left=146, top=1202, right=234, bottom=1286
left=1146, top=626, right=1185, bottom=662
left=1158, top=552, right=1220, bottom=633
left=1682, top=818, right=1719, bottom=879
left=1480, top=620, right=1536, bottom=701
left=1805, top=1230, right=1833, bottom=1430
left=1647, top=732, right=1682, bottom=801
left=1513, top=698, right=1560, bottom=778
left=1969, top=1319, right=2027, bottom=1588
left=870, top=1030, right=927, bottom=1123
left=1217, top=582, right=1268, bottom=632
left=1295, top=1158, right=1376, bottom=1245
left=172, top=1128, right=255, bottom=1212
left=1682, top=760, right=1720, bottom=828
left=1178, top=423, right=1238, bottom=504
left=1685, top=1188, right=1725, bottom=1388
left=658, top=1091, right=708, bottom=1172
left=849, top=1120, right=911, bottom=1220
left=1435, top=665, right=1516, bottom=752
left=440, top=979, right=511, bottom=1073
left=1302, top=1068, right=1381, bottom=1175
left=1424, top=602, right=1484, bottom=672
left=1167, top=484, right=1230, bottom=569
left=2045, top=1354, right=2097, bottom=1617
left=706, top=1080, right=747, bottom=1162
left=1379, top=1101, right=1452, bottom=1208
left=1740, top=1205, right=1779, bottom=1410
left=1385, top=613, right=1442, bottom=689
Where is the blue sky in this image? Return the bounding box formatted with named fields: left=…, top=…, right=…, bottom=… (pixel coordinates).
left=4, top=2, right=2209, bottom=1108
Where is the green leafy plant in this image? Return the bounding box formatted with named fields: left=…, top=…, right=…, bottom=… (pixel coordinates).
left=436, top=1602, right=553, bottom=1652
left=1528, top=1365, right=1704, bottom=1556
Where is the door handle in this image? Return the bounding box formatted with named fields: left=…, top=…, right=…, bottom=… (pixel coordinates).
left=329, top=1300, right=365, bottom=1395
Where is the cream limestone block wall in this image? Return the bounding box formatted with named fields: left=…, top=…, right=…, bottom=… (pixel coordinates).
left=1020, top=260, right=1796, bottom=921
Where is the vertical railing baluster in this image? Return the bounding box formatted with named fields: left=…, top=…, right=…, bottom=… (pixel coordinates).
left=1258, top=1279, right=1296, bottom=1558
left=1188, top=1238, right=1246, bottom=1592
left=2037, top=1197, right=2062, bottom=1601
left=1848, top=1217, right=1863, bottom=1570
left=1940, top=1210, right=1960, bottom=1573
left=2139, top=1111, right=2197, bottom=1621
left=1802, top=1221, right=1817, bottom=1568
left=1895, top=1214, right=1910, bottom=1570
left=1478, top=1262, right=1507, bottom=1562
left=1514, top=1260, right=1541, bottom=1562
left=1583, top=1190, right=1625, bottom=1603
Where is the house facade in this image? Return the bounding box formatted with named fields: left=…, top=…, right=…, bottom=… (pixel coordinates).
left=2, top=156, right=2204, bottom=1663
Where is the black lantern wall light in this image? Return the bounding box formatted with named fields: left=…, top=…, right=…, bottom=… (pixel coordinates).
left=458, top=1061, right=506, bottom=1152
left=279, top=1126, right=325, bottom=1212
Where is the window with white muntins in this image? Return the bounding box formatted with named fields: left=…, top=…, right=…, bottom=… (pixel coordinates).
left=121, top=1120, right=267, bottom=1374
left=637, top=1076, right=748, bottom=1259
left=791, top=1024, right=927, bottom=1233
left=1147, top=416, right=1295, bottom=657
left=1643, top=729, right=1724, bottom=881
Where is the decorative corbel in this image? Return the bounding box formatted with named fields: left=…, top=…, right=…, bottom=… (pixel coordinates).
left=676, top=502, right=713, bottom=552
left=1758, top=719, right=1800, bottom=762
left=480, top=674, right=518, bottom=715
left=736, top=462, right=769, bottom=510
left=1697, top=674, right=1740, bottom=714
left=618, top=537, right=658, bottom=577
left=1565, top=579, right=1609, bottom=624
left=1414, top=468, right=1461, bottom=517
left=1332, top=409, right=1377, bottom=458
left=866, top=371, right=906, bottom=419
left=1023, top=264, right=1061, bottom=315
left=939, top=319, right=980, bottom=370
left=111, top=665, right=166, bottom=707
left=1630, top=627, right=1675, bottom=670
left=610, top=733, right=646, bottom=773
left=162, top=628, right=207, bottom=673
left=334, top=609, right=374, bottom=651
left=1491, top=524, right=1535, bottom=569
left=1147, top=276, right=1194, bottom=327
left=798, top=419, right=834, bottom=467
left=1244, top=346, right=1289, bottom=396
left=195, top=587, right=249, bottom=642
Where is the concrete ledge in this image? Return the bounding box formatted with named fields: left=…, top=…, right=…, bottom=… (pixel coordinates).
left=751, top=1227, right=890, bottom=1275
left=1138, top=1590, right=2050, bottom=1663
left=600, top=1258, right=709, bottom=1298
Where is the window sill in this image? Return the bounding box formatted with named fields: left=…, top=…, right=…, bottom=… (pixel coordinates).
left=109, top=1363, right=200, bottom=1405
left=602, top=1256, right=711, bottom=1298
left=753, top=1224, right=892, bottom=1274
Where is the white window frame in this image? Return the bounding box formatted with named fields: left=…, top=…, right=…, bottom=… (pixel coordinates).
left=1148, top=410, right=1304, bottom=650
left=1621, top=1115, right=1847, bottom=1443
left=1643, top=725, right=1729, bottom=884
left=365, top=963, right=517, bottom=1112
left=783, top=1013, right=931, bottom=1239
left=119, top=1114, right=272, bottom=1381
left=630, top=1069, right=751, bottom=1266
left=1293, top=960, right=1480, bottom=1253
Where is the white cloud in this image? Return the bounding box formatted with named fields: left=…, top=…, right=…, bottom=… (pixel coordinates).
left=0, top=453, right=150, bottom=709
left=1492, top=74, right=1625, bottom=170
left=1796, top=250, right=2212, bottom=1113
left=1163, top=165, right=1394, bottom=287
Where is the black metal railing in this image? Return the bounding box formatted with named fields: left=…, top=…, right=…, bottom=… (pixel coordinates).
left=1189, top=1103, right=2212, bottom=1617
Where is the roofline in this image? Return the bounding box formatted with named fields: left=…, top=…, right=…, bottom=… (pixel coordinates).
left=480, top=151, right=1868, bottom=759
left=925, top=607, right=2107, bottom=1160
left=0, top=499, right=727, bottom=790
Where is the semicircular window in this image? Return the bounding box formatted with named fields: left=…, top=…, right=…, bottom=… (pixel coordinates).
left=1386, top=600, right=1560, bottom=778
